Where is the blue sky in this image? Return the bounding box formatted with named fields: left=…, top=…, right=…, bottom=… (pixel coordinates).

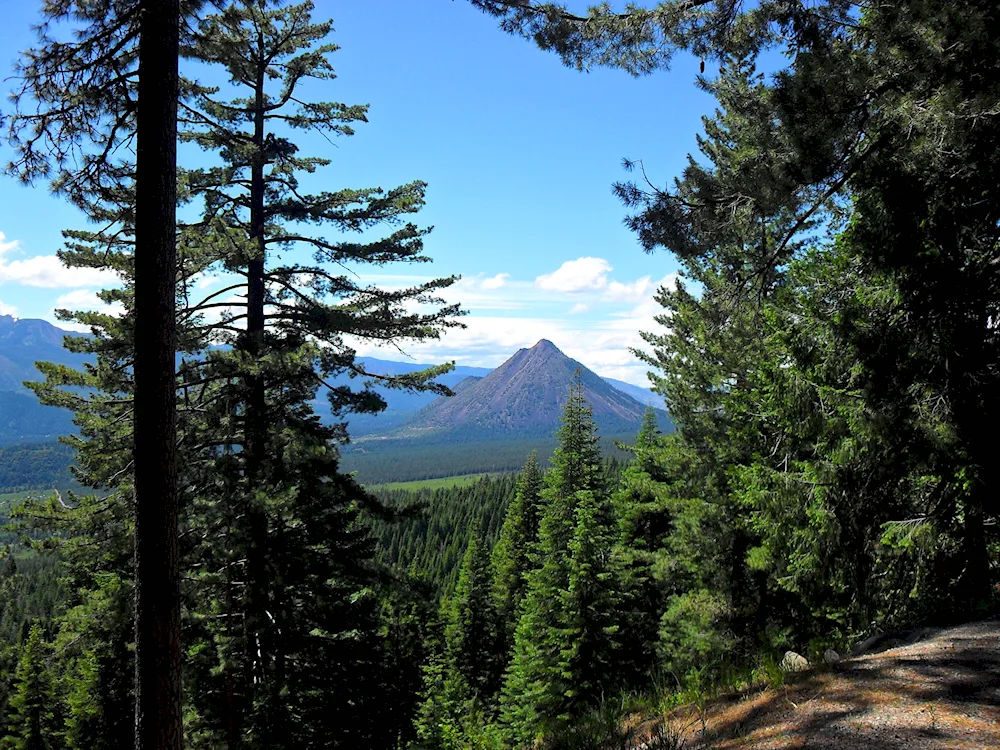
left=0, top=0, right=716, bottom=385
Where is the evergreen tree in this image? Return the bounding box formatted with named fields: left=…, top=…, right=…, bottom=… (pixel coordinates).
left=132, top=1, right=184, bottom=744
left=175, top=3, right=460, bottom=743
left=2, top=625, right=57, bottom=750
left=8, top=1, right=461, bottom=745
left=6, top=0, right=189, bottom=741
left=478, top=1, right=1000, bottom=635
left=490, top=452, right=543, bottom=646
left=499, top=376, right=613, bottom=745
left=445, top=535, right=502, bottom=702
left=557, top=491, right=624, bottom=715
left=415, top=534, right=502, bottom=748
left=611, top=409, right=671, bottom=688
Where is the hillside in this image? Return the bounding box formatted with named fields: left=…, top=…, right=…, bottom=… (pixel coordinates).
left=0, top=315, right=86, bottom=393
left=0, top=320, right=669, bottom=483
left=0, top=316, right=85, bottom=444
left=382, top=339, right=668, bottom=441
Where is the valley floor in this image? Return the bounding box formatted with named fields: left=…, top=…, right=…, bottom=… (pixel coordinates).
left=653, top=619, right=1000, bottom=750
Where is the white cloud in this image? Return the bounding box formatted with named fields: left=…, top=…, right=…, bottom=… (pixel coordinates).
left=441, top=275, right=526, bottom=311
left=605, top=275, right=653, bottom=301
left=536, top=257, right=612, bottom=294
left=48, top=320, right=94, bottom=333
left=343, top=269, right=683, bottom=388
left=54, top=289, right=125, bottom=317
left=195, top=274, right=221, bottom=290
left=0, top=233, right=19, bottom=255
left=0, top=232, right=118, bottom=289
left=0, top=299, right=17, bottom=316
left=480, top=273, right=510, bottom=290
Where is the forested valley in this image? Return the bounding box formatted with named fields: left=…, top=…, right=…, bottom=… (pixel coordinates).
left=1, top=1, right=999, bottom=748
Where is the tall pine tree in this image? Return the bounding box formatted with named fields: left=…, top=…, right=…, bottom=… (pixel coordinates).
left=500, top=375, right=620, bottom=745
left=490, top=452, right=543, bottom=649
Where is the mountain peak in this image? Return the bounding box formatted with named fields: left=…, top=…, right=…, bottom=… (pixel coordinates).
left=531, top=339, right=558, bottom=351
left=390, top=338, right=658, bottom=440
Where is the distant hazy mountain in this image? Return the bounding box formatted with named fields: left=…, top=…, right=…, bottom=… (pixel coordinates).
left=379, top=339, right=668, bottom=441
left=0, top=316, right=84, bottom=444
left=331, top=358, right=493, bottom=435
left=0, top=316, right=666, bottom=449
left=0, top=315, right=87, bottom=393
left=602, top=377, right=662, bottom=409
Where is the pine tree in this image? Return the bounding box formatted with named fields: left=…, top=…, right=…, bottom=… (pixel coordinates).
left=2, top=625, right=57, bottom=750
left=499, top=376, right=610, bottom=745
left=8, top=1, right=462, bottom=746
left=7, top=0, right=188, bottom=743
left=415, top=534, right=502, bottom=748
left=174, top=2, right=461, bottom=744
left=132, top=1, right=184, bottom=745
left=490, top=452, right=543, bottom=647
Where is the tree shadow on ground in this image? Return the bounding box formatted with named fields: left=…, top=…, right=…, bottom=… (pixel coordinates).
left=665, top=621, right=1000, bottom=750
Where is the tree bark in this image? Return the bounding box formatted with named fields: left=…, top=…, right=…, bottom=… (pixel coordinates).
left=133, top=0, right=182, bottom=748
left=239, top=30, right=275, bottom=746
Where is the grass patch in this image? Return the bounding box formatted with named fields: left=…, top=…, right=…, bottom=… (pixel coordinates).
left=366, top=473, right=499, bottom=491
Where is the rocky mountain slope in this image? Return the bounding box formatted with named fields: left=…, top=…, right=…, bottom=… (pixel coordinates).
left=385, top=339, right=668, bottom=440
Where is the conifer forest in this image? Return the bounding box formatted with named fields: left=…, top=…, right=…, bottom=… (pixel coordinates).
left=1, top=1, right=999, bottom=748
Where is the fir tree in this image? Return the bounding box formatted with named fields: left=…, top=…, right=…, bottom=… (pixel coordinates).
left=445, top=535, right=502, bottom=702
left=499, top=376, right=610, bottom=745
left=490, top=452, right=543, bottom=647
left=415, top=534, right=502, bottom=748
left=2, top=625, right=57, bottom=750
left=558, top=491, right=624, bottom=714
left=612, top=409, right=671, bottom=689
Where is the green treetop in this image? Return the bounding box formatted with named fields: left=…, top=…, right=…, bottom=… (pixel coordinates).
left=490, top=451, right=544, bottom=646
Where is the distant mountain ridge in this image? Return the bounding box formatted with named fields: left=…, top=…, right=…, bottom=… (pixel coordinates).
left=0, top=316, right=83, bottom=444
left=0, top=316, right=666, bottom=449
left=0, top=315, right=86, bottom=393
left=380, top=339, right=667, bottom=441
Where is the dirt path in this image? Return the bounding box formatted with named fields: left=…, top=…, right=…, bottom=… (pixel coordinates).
left=669, top=619, right=1000, bottom=750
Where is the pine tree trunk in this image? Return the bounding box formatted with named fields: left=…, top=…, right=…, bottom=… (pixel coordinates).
left=133, top=0, right=182, bottom=748
left=241, top=38, right=276, bottom=746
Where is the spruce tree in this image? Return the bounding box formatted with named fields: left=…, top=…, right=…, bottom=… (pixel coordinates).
left=499, top=376, right=610, bottom=745
left=415, top=534, right=502, bottom=747
left=2, top=625, right=57, bottom=750
left=490, top=451, right=543, bottom=647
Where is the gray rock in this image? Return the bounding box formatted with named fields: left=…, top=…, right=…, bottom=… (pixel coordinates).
left=780, top=651, right=810, bottom=673
left=823, top=648, right=841, bottom=665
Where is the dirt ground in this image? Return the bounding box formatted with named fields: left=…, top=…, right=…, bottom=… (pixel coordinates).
left=665, top=619, right=1000, bottom=750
